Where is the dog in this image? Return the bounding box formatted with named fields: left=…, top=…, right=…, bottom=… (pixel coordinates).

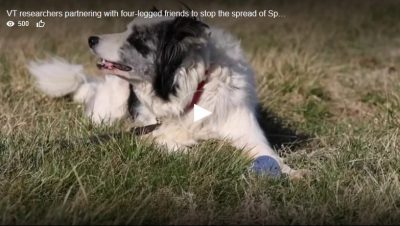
left=28, top=14, right=306, bottom=179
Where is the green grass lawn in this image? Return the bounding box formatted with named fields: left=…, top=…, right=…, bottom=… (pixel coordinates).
left=1, top=0, right=400, bottom=224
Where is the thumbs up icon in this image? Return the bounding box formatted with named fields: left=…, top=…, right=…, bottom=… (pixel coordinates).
left=36, top=20, right=45, bottom=28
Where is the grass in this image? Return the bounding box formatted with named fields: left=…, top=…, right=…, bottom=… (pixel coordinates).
left=1, top=0, right=400, bottom=224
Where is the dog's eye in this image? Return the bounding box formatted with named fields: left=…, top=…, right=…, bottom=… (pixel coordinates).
left=127, top=35, right=151, bottom=57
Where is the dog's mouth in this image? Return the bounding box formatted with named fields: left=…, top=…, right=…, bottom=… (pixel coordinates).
left=96, top=59, right=132, bottom=72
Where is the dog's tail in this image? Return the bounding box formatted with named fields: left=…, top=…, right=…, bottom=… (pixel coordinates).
left=28, top=58, right=98, bottom=103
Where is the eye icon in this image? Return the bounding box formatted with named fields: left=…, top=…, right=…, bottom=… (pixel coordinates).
left=6, top=21, right=15, bottom=27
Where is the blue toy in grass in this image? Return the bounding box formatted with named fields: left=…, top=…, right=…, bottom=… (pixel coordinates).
left=251, top=155, right=281, bottom=178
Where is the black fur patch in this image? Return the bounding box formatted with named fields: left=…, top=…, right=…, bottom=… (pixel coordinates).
left=153, top=17, right=208, bottom=101
left=127, top=84, right=140, bottom=119
left=127, top=32, right=151, bottom=57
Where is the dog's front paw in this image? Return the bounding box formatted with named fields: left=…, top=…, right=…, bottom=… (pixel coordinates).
left=250, top=155, right=282, bottom=178
left=281, top=163, right=311, bottom=180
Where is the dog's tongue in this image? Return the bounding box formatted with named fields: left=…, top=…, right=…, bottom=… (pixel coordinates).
left=97, top=59, right=132, bottom=71
left=104, top=60, right=114, bottom=69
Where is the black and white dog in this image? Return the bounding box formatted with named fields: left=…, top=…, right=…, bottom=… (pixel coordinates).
left=29, top=14, right=306, bottom=179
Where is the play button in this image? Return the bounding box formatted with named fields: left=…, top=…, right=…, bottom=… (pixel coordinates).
left=193, top=104, right=212, bottom=122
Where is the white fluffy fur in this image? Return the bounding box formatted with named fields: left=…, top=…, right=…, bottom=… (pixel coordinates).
left=28, top=58, right=85, bottom=97
left=85, top=75, right=131, bottom=124
left=28, top=25, right=304, bottom=178
left=28, top=59, right=131, bottom=125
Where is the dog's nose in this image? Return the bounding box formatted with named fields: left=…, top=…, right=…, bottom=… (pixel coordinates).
left=88, top=36, right=99, bottom=48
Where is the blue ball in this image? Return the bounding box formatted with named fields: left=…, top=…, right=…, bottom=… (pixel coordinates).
left=251, top=155, right=281, bottom=178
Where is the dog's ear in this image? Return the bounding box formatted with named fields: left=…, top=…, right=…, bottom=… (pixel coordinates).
left=150, top=6, right=165, bottom=16
left=154, top=17, right=209, bottom=101
left=150, top=6, right=159, bottom=12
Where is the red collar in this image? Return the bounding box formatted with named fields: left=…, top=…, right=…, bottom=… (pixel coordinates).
left=184, top=68, right=210, bottom=112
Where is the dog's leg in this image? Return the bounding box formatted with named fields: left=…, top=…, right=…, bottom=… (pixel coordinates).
left=86, top=75, right=130, bottom=125
left=217, top=107, right=305, bottom=179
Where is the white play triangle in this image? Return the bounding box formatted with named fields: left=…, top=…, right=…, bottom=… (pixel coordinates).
left=193, top=104, right=212, bottom=122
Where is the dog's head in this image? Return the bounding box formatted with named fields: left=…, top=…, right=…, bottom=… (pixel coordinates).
left=89, top=13, right=210, bottom=100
